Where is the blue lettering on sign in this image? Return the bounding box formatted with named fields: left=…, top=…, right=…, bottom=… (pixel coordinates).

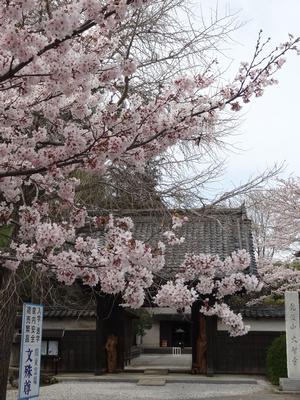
left=24, top=364, right=33, bottom=379
left=19, top=303, right=44, bottom=400
left=25, top=348, right=33, bottom=363
left=23, top=379, right=31, bottom=395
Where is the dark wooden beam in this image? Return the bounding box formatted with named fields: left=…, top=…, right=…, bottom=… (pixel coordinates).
left=95, top=294, right=126, bottom=374
left=191, top=300, right=200, bottom=368
left=95, top=295, right=110, bottom=374
left=206, top=316, right=217, bottom=376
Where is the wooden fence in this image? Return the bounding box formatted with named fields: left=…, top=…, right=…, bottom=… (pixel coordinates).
left=214, top=331, right=283, bottom=374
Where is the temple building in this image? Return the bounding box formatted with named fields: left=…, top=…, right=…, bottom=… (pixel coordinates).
left=11, top=207, right=289, bottom=375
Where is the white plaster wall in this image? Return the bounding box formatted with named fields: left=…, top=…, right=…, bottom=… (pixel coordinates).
left=142, top=321, right=160, bottom=347
left=217, top=318, right=285, bottom=332
left=43, top=318, right=96, bottom=330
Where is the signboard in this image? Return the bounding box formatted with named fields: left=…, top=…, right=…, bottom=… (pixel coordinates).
left=285, top=291, right=300, bottom=379
left=48, top=340, right=58, bottom=356
left=18, top=303, right=43, bottom=400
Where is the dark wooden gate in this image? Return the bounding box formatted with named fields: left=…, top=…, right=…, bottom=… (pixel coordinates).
left=41, top=330, right=96, bottom=373
left=59, top=331, right=96, bottom=372
left=214, top=331, right=283, bottom=374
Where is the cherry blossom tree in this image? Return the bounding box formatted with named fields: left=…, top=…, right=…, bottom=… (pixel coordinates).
left=229, top=178, right=300, bottom=307
left=248, top=258, right=300, bottom=305
left=243, top=177, right=300, bottom=258
left=0, top=0, right=299, bottom=396
left=154, top=242, right=263, bottom=337
left=265, top=178, right=300, bottom=255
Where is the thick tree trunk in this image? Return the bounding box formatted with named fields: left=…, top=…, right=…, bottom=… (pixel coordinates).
left=192, top=314, right=207, bottom=374
left=206, top=316, right=217, bottom=376
left=0, top=268, right=18, bottom=400
left=191, top=300, right=216, bottom=375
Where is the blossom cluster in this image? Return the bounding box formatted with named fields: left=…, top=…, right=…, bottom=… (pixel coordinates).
left=163, top=231, right=185, bottom=246
left=246, top=258, right=300, bottom=305
left=155, top=249, right=262, bottom=336
left=154, top=279, right=198, bottom=310
left=3, top=214, right=165, bottom=308
left=200, top=303, right=250, bottom=337
left=171, top=215, right=189, bottom=229
left=162, top=215, right=188, bottom=245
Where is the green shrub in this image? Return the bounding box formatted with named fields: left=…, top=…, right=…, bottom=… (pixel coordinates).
left=8, top=369, right=58, bottom=388
left=133, top=309, right=153, bottom=338
left=266, top=334, right=287, bottom=385
left=40, top=373, right=58, bottom=386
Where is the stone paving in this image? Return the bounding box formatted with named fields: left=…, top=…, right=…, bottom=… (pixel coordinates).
left=210, top=396, right=300, bottom=400
left=54, top=371, right=262, bottom=384
left=6, top=380, right=300, bottom=400
left=7, top=357, right=300, bottom=400
left=125, top=354, right=192, bottom=370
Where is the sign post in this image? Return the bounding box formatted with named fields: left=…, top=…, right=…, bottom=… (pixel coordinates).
left=18, top=303, right=43, bottom=400
left=280, top=291, right=300, bottom=392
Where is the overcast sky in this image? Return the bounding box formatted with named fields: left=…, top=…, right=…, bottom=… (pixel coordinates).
left=192, top=0, right=300, bottom=192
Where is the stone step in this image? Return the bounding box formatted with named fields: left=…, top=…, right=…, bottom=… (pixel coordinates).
left=137, top=378, right=166, bottom=386
left=144, top=369, right=169, bottom=375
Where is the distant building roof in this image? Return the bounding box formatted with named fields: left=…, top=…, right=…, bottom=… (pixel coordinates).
left=16, top=307, right=137, bottom=321
left=16, top=304, right=296, bottom=321
left=235, top=305, right=286, bottom=319
left=38, top=305, right=289, bottom=319
left=43, top=308, right=96, bottom=319
left=147, top=305, right=298, bottom=320
left=115, top=206, right=257, bottom=278
left=42, top=307, right=137, bottom=319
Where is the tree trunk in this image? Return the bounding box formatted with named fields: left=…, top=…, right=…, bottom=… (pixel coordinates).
left=191, top=300, right=207, bottom=374
left=191, top=300, right=217, bottom=375
left=0, top=268, right=18, bottom=400
left=192, top=314, right=207, bottom=374
left=206, top=316, right=217, bottom=376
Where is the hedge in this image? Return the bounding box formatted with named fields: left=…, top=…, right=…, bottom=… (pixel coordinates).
left=266, top=334, right=287, bottom=385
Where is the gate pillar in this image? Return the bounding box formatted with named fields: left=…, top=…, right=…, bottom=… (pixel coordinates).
left=95, top=294, right=125, bottom=375
left=191, top=300, right=216, bottom=375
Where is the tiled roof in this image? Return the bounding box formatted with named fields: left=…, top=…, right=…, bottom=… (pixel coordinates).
left=16, top=307, right=96, bottom=321
left=236, top=305, right=286, bottom=319
left=43, top=308, right=96, bottom=318
left=120, top=206, right=257, bottom=278
left=153, top=305, right=299, bottom=319
left=41, top=304, right=295, bottom=320
left=153, top=306, right=288, bottom=320
left=42, top=308, right=137, bottom=319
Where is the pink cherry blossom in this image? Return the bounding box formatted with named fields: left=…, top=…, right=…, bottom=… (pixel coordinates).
left=156, top=249, right=262, bottom=336
left=201, top=303, right=250, bottom=337
left=155, top=279, right=198, bottom=311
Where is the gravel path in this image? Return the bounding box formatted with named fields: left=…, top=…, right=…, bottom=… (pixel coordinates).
left=6, top=381, right=270, bottom=400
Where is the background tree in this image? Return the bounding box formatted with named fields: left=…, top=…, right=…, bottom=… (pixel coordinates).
left=132, top=309, right=153, bottom=343
left=75, top=162, right=165, bottom=209
left=72, top=0, right=242, bottom=211
left=242, top=177, right=300, bottom=259
left=228, top=177, right=300, bottom=306
left=247, top=258, right=300, bottom=305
